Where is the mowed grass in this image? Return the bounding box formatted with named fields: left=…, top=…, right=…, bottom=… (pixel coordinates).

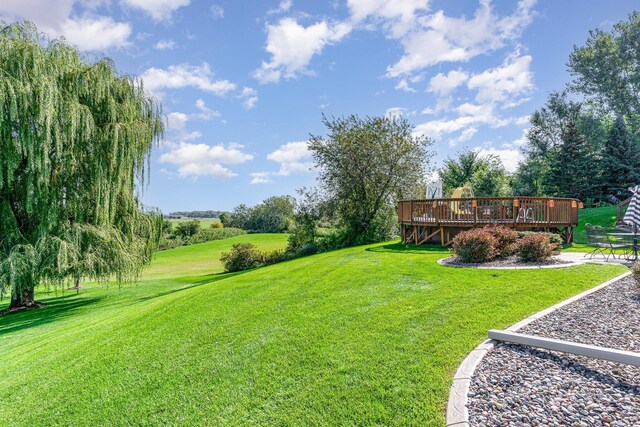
left=0, top=236, right=627, bottom=426
left=564, top=206, right=619, bottom=252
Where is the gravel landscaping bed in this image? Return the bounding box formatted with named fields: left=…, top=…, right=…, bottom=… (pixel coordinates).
left=467, top=275, right=640, bottom=426
left=440, top=255, right=572, bottom=269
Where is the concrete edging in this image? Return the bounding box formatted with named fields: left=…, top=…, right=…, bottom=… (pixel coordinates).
left=445, top=270, right=632, bottom=427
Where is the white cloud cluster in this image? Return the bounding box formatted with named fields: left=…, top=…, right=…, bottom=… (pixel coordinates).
left=160, top=142, right=253, bottom=178
left=140, top=63, right=237, bottom=98
left=140, top=63, right=258, bottom=108
left=467, top=53, right=533, bottom=103
left=253, top=18, right=352, bottom=83
left=239, top=87, right=259, bottom=110
left=268, top=0, right=293, bottom=15
left=348, top=0, right=429, bottom=38
left=386, top=0, right=536, bottom=77
left=266, top=141, right=313, bottom=175
left=250, top=172, right=273, bottom=184
left=428, top=69, right=469, bottom=96
left=0, top=0, right=132, bottom=50
left=155, top=39, right=176, bottom=50
left=210, top=4, right=224, bottom=19
left=121, top=0, right=190, bottom=22
left=194, top=99, right=220, bottom=120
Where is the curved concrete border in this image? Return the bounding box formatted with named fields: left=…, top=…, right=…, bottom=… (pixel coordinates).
left=437, top=257, right=583, bottom=270
left=445, top=270, right=632, bottom=427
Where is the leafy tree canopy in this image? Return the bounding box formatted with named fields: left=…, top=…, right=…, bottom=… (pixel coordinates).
left=0, top=22, right=163, bottom=309
left=439, top=150, right=509, bottom=197
left=569, top=11, right=640, bottom=128
left=309, top=114, right=432, bottom=245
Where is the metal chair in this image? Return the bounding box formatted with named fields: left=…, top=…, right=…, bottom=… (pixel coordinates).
left=585, top=224, right=632, bottom=260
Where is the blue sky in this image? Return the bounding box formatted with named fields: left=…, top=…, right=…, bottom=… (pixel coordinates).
left=1, top=0, right=636, bottom=213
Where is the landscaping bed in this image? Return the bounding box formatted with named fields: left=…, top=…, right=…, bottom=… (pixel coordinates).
left=467, top=275, right=640, bottom=426
left=439, top=255, right=572, bottom=269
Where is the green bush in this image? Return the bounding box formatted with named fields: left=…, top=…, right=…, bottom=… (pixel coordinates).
left=210, top=221, right=224, bottom=229
left=188, top=227, right=245, bottom=245
left=516, top=234, right=557, bottom=262
left=484, top=226, right=518, bottom=258
left=220, top=243, right=265, bottom=272
left=450, top=228, right=498, bottom=263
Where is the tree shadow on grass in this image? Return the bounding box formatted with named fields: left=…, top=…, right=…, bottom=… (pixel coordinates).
left=136, top=270, right=250, bottom=302
left=366, top=242, right=449, bottom=254
left=0, top=295, right=103, bottom=337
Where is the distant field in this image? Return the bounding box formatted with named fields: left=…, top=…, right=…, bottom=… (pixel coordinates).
left=167, top=217, right=219, bottom=228
left=0, top=233, right=626, bottom=426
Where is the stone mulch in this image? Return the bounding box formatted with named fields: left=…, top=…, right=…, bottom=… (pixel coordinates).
left=467, top=275, right=640, bottom=426
left=440, top=255, right=572, bottom=269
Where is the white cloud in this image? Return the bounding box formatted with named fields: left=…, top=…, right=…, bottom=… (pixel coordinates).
left=159, top=142, right=253, bottom=178
left=167, top=112, right=188, bottom=130
left=467, top=53, right=533, bottom=104
left=428, top=69, right=469, bottom=96
left=0, top=1, right=132, bottom=51
left=250, top=172, right=273, bottom=184
left=210, top=4, right=224, bottom=19
left=395, top=78, right=416, bottom=92
left=121, top=0, right=190, bottom=21
left=386, top=0, right=536, bottom=76
left=155, top=39, right=176, bottom=50
left=194, top=99, right=220, bottom=120
left=60, top=16, right=132, bottom=50
left=415, top=102, right=506, bottom=140
left=239, top=87, right=259, bottom=110
left=474, top=147, right=522, bottom=172
left=268, top=0, right=292, bottom=15
left=448, top=127, right=477, bottom=147
left=253, top=18, right=352, bottom=83
left=267, top=141, right=313, bottom=175
left=348, top=0, right=429, bottom=38
left=140, top=63, right=236, bottom=98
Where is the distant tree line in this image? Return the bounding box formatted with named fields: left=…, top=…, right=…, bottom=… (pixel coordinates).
left=167, top=210, right=228, bottom=219
left=221, top=196, right=295, bottom=233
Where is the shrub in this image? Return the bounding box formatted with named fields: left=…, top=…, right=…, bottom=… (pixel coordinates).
left=450, top=228, right=498, bottom=263
left=484, top=226, right=517, bottom=258
left=220, top=243, right=265, bottom=272
left=189, top=227, right=245, bottom=245
left=516, top=234, right=557, bottom=262
left=210, top=221, right=224, bottom=229
left=517, top=231, right=563, bottom=246
left=174, top=219, right=201, bottom=238
left=632, top=261, right=640, bottom=283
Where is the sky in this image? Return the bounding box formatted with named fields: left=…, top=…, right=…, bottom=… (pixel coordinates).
left=1, top=0, right=636, bottom=213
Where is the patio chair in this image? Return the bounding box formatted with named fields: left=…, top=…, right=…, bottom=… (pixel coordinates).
left=585, top=224, right=631, bottom=260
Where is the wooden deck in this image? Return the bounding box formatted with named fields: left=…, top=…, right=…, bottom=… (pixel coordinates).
left=398, top=197, right=580, bottom=246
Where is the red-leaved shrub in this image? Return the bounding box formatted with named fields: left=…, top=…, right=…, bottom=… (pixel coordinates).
left=484, top=225, right=518, bottom=258
left=516, top=234, right=557, bottom=262
left=450, top=228, right=498, bottom=263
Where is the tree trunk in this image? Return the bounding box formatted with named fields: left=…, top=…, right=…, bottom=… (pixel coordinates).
left=9, top=287, right=36, bottom=310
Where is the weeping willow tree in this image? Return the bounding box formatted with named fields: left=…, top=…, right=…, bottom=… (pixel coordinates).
left=0, top=22, right=164, bottom=310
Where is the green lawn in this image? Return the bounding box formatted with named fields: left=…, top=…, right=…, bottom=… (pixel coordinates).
left=565, top=205, right=618, bottom=252
left=0, top=235, right=627, bottom=426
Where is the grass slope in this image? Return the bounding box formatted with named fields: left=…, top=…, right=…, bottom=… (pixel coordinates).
left=0, top=237, right=626, bottom=426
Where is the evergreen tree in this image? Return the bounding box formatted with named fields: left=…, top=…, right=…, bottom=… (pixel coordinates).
left=600, top=116, right=640, bottom=200
left=546, top=122, right=598, bottom=199
left=0, top=22, right=163, bottom=310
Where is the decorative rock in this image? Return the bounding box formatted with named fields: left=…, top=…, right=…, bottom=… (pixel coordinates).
left=467, top=276, right=640, bottom=426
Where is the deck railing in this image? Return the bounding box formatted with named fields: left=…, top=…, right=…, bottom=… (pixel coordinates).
left=398, top=197, right=579, bottom=227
